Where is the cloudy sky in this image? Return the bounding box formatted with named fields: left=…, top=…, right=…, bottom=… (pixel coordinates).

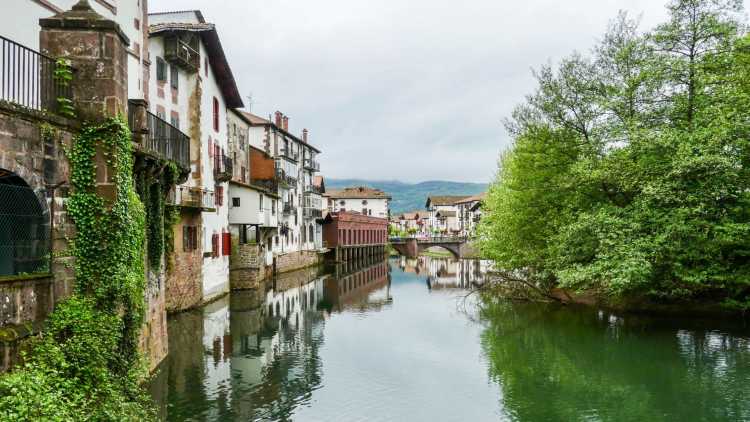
left=151, top=0, right=745, bottom=183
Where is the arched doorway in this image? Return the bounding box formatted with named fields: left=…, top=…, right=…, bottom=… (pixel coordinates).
left=0, top=169, right=49, bottom=277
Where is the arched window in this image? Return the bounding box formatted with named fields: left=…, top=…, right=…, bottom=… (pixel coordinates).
left=0, top=171, right=49, bottom=276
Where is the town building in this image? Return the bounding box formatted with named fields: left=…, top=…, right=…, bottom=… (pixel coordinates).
left=454, top=193, right=486, bottom=236
left=393, top=211, right=428, bottom=234
left=321, top=211, right=388, bottom=262
left=148, top=10, right=244, bottom=307
left=425, top=196, right=469, bottom=234
left=243, top=111, right=324, bottom=273
left=324, top=186, right=391, bottom=219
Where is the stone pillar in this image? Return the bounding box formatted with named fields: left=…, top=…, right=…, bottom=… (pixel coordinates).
left=405, top=238, right=419, bottom=258
left=40, top=0, right=130, bottom=122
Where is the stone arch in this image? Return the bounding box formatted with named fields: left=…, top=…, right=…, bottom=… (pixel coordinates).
left=418, top=244, right=461, bottom=259
left=0, top=169, right=50, bottom=276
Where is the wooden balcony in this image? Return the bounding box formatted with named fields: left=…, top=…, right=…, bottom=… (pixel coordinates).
left=164, top=35, right=200, bottom=73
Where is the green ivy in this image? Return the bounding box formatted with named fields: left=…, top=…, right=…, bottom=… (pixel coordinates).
left=53, top=59, right=75, bottom=119
left=0, top=116, right=153, bottom=420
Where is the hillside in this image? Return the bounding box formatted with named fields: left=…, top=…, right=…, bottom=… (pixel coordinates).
left=325, top=179, right=488, bottom=215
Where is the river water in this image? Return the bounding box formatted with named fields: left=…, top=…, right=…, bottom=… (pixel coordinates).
left=149, top=256, right=750, bottom=421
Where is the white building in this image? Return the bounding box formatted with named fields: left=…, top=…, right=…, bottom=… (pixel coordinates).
left=324, top=186, right=391, bottom=219
left=454, top=193, right=486, bottom=237
left=148, top=11, right=244, bottom=302
left=243, top=111, right=324, bottom=260
left=424, top=196, right=468, bottom=234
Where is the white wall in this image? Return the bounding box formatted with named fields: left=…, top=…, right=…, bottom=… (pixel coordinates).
left=228, top=185, right=262, bottom=225
left=330, top=197, right=389, bottom=219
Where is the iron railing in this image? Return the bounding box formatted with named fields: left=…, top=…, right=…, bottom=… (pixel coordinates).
left=303, top=207, right=322, bottom=219
left=279, top=147, right=299, bottom=162
left=275, top=168, right=297, bottom=187
left=250, top=178, right=279, bottom=193
left=282, top=202, right=297, bottom=215
left=168, top=186, right=214, bottom=210
left=213, top=153, right=233, bottom=182
left=0, top=183, right=50, bottom=277
left=305, top=184, right=324, bottom=195
left=128, top=106, right=191, bottom=168
left=0, top=35, right=73, bottom=114
left=303, top=158, right=320, bottom=171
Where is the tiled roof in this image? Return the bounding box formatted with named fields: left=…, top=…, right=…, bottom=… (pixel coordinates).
left=325, top=186, right=391, bottom=200
left=454, top=192, right=486, bottom=204
left=426, top=195, right=471, bottom=207
left=313, top=175, right=325, bottom=188
left=237, top=110, right=272, bottom=125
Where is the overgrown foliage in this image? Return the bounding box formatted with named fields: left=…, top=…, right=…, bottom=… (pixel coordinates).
left=480, top=0, right=750, bottom=309
left=0, top=117, right=153, bottom=420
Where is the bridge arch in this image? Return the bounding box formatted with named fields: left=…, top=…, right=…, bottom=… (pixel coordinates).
left=0, top=169, right=50, bottom=277
left=417, top=244, right=461, bottom=259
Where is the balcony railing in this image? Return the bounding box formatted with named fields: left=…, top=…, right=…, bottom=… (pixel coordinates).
left=279, top=147, right=299, bottom=162
left=303, top=158, right=320, bottom=172
left=282, top=202, right=297, bottom=215
left=214, top=153, right=233, bottom=182
left=168, top=186, right=215, bottom=210
left=275, top=168, right=297, bottom=188
left=305, top=184, right=324, bottom=195
left=128, top=105, right=191, bottom=168
left=164, top=36, right=200, bottom=73
left=250, top=178, right=279, bottom=193
left=0, top=35, right=73, bottom=115
left=303, top=207, right=322, bottom=219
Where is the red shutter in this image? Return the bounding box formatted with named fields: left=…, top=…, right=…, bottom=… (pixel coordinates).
left=215, top=186, right=224, bottom=206
left=222, top=232, right=231, bottom=256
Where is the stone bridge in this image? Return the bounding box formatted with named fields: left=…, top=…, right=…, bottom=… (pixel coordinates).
left=390, top=237, right=470, bottom=259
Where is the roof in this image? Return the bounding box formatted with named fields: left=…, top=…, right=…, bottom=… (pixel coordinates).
left=149, top=16, right=244, bottom=108
left=235, top=111, right=322, bottom=153
left=398, top=210, right=425, bottom=220
left=324, top=186, right=392, bottom=200
left=454, top=192, right=487, bottom=204
left=426, top=195, right=471, bottom=207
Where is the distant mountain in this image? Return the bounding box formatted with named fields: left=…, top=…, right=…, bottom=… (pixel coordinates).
left=325, top=179, right=488, bottom=215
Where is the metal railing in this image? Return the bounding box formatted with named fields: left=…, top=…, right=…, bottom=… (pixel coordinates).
left=168, top=186, right=214, bottom=209
left=275, top=168, right=297, bottom=187
left=128, top=107, right=191, bottom=168
left=164, top=36, right=200, bottom=72
left=279, top=147, right=299, bottom=162
left=303, top=158, right=320, bottom=171
left=303, top=207, right=322, bottom=219
left=0, top=183, right=50, bottom=277
left=0, top=35, right=73, bottom=114
left=250, top=178, right=279, bottom=193
left=282, top=202, right=297, bottom=215
left=213, top=153, right=233, bottom=182
left=389, top=236, right=468, bottom=243
left=305, top=184, right=324, bottom=194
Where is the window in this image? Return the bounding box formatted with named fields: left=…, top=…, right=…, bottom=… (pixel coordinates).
left=156, top=109, right=166, bottom=121
left=183, top=226, right=198, bottom=251
left=362, top=208, right=368, bottom=215
left=339, top=200, right=346, bottom=206
left=204, top=57, right=209, bottom=77
left=232, top=197, right=240, bottom=207
left=272, top=199, right=277, bottom=215
left=156, top=57, right=166, bottom=82
left=170, top=64, right=178, bottom=89
left=211, top=233, right=219, bottom=258
left=213, top=97, right=220, bottom=132
left=170, top=115, right=179, bottom=129
left=259, top=194, right=264, bottom=211
left=309, top=225, right=314, bottom=243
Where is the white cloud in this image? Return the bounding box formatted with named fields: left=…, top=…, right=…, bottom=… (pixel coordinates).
left=150, top=0, right=745, bottom=182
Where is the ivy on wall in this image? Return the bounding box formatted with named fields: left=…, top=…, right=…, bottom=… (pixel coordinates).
left=0, top=116, right=153, bottom=420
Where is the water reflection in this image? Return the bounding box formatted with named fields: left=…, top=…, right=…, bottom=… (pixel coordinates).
left=480, top=301, right=750, bottom=421
left=151, top=257, right=750, bottom=422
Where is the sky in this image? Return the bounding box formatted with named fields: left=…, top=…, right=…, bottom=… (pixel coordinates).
left=151, top=0, right=745, bottom=183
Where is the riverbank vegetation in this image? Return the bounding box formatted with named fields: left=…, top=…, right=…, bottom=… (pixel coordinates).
left=0, top=118, right=153, bottom=420
left=480, top=0, right=750, bottom=311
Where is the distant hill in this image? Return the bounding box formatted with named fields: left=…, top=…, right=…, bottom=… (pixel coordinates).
left=325, top=179, right=488, bottom=215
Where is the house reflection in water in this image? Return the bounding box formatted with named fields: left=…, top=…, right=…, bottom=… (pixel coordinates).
left=397, top=256, right=490, bottom=289
left=150, top=258, right=393, bottom=420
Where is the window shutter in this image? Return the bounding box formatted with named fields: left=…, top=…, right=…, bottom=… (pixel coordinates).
left=222, top=232, right=231, bottom=256
left=170, top=64, right=178, bottom=89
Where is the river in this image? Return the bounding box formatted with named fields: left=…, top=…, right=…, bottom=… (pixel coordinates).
left=149, top=256, right=750, bottom=421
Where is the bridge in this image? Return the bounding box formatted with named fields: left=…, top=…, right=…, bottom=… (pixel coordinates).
left=389, top=236, right=470, bottom=259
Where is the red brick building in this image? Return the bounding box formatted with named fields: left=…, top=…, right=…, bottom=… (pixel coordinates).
left=322, top=211, right=388, bottom=261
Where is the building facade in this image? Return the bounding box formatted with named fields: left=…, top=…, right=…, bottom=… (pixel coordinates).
left=324, top=186, right=391, bottom=219
left=322, top=211, right=388, bottom=262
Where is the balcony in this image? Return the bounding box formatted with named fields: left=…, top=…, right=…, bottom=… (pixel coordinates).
left=303, top=207, right=322, bottom=219
left=0, top=35, right=73, bottom=115
left=303, top=158, right=320, bottom=172
left=168, top=186, right=215, bottom=211
left=275, top=168, right=297, bottom=188
left=163, top=35, right=200, bottom=73
left=128, top=103, right=190, bottom=169
left=305, top=184, right=324, bottom=195
left=279, top=147, right=299, bottom=162
left=282, top=202, right=297, bottom=215
left=250, top=178, right=279, bottom=194
left=214, top=153, right=233, bottom=182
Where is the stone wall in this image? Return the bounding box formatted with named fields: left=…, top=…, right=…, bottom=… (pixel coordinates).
left=229, top=240, right=266, bottom=291
left=275, top=250, right=322, bottom=275
left=165, top=212, right=203, bottom=312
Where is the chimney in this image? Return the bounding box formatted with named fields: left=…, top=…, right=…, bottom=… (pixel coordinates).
left=275, top=111, right=282, bottom=127
left=302, top=128, right=308, bottom=143
left=282, top=116, right=289, bottom=131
